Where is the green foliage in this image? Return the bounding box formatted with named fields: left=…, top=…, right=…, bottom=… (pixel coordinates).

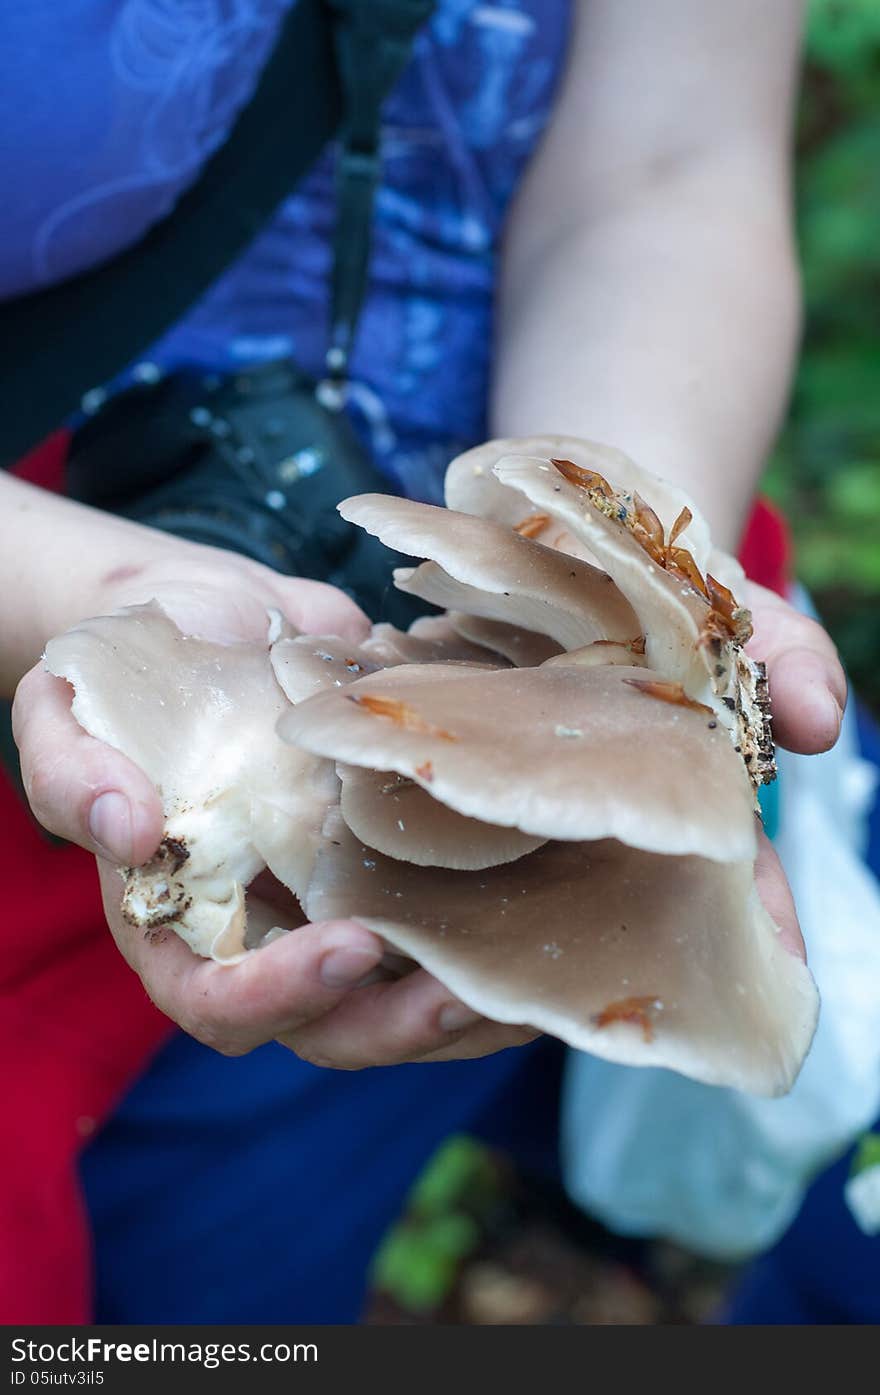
left=851, top=1131, right=880, bottom=1178
left=369, top=1136, right=499, bottom=1312
left=765, top=0, right=880, bottom=712
left=371, top=1212, right=481, bottom=1312
left=807, top=0, right=880, bottom=78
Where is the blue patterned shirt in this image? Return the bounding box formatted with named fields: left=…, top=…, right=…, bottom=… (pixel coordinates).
left=1, top=1, right=571, bottom=496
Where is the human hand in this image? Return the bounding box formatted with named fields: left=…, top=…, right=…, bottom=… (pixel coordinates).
left=12, top=543, right=535, bottom=1068
left=742, top=579, right=848, bottom=961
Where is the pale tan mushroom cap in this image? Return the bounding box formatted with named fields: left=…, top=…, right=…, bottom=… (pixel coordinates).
left=544, top=640, right=649, bottom=670
left=494, top=455, right=711, bottom=679
left=444, top=435, right=745, bottom=589
left=270, top=634, right=383, bottom=704
left=306, top=811, right=818, bottom=1096
left=339, top=492, right=639, bottom=651
left=280, top=662, right=757, bottom=862
left=363, top=618, right=505, bottom=667
left=448, top=613, right=564, bottom=667
left=337, top=763, right=546, bottom=870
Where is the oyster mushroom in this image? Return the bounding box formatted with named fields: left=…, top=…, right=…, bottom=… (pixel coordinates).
left=444, top=434, right=744, bottom=589
left=337, top=764, right=545, bottom=870
left=42, top=432, right=815, bottom=1097
left=305, top=811, right=817, bottom=1096
left=44, top=602, right=335, bottom=961
left=270, top=633, right=385, bottom=704
left=338, top=493, right=638, bottom=651
left=280, top=662, right=757, bottom=862
left=544, top=638, right=649, bottom=670
left=361, top=618, right=505, bottom=667
left=447, top=613, right=564, bottom=667
left=491, top=452, right=772, bottom=787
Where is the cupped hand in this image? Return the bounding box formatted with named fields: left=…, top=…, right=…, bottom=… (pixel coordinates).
left=12, top=544, right=535, bottom=1068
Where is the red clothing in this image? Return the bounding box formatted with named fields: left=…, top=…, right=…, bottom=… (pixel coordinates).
left=1, top=435, right=172, bottom=1324
left=0, top=436, right=791, bottom=1322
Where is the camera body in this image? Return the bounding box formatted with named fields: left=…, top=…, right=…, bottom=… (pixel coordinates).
left=66, top=360, right=424, bottom=627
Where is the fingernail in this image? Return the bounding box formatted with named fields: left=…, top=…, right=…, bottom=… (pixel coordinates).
left=439, top=1001, right=482, bottom=1033
left=806, top=684, right=842, bottom=748
left=88, top=791, right=133, bottom=862
left=320, top=945, right=380, bottom=990
left=823, top=690, right=844, bottom=737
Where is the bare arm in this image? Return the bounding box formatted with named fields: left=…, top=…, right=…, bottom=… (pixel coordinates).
left=0, top=470, right=380, bottom=697
left=493, top=0, right=804, bottom=548
left=1, top=472, right=174, bottom=696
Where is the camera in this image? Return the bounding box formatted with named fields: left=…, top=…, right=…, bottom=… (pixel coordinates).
left=65, top=359, right=424, bottom=627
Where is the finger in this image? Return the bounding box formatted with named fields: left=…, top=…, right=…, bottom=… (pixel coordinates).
left=755, top=828, right=805, bottom=961
left=275, top=577, right=371, bottom=643
left=281, top=964, right=515, bottom=1069
left=414, top=1022, right=540, bottom=1064
left=12, top=665, right=163, bottom=864
left=745, top=583, right=847, bottom=755
left=98, top=864, right=385, bottom=1055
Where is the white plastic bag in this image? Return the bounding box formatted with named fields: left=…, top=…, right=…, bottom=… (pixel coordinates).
left=561, top=659, right=880, bottom=1260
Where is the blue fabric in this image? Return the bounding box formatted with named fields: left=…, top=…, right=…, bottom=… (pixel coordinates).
left=726, top=706, right=880, bottom=1326
left=81, top=1035, right=563, bottom=1322
left=0, top=0, right=571, bottom=500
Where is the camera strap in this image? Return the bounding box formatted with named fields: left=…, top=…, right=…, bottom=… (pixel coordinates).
left=0, top=0, right=435, bottom=468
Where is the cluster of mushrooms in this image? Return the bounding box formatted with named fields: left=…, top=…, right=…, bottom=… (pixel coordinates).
left=46, top=436, right=819, bottom=1096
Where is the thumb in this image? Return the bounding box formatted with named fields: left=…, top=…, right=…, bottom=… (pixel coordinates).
left=274, top=577, right=371, bottom=643
left=12, top=664, right=163, bottom=864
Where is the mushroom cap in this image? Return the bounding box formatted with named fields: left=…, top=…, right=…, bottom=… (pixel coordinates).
left=448, top=613, right=564, bottom=667
left=488, top=453, right=773, bottom=792
left=444, top=435, right=746, bottom=588
left=337, top=763, right=546, bottom=870
left=45, top=602, right=335, bottom=958
left=492, top=454, right=729, bottom=702
left=280, top=662, right=757, bottom=862
left=393, top=556, right=635, bottom=656
left=270, top=634, right=383, bottom=704
left=306, top=811, right=819, bottom=1096
left=363, top=618, right=505, bottom=667
left=542, top=640, right=649, bottom=670
left=270, top=624, right=503, bottom=711
left=339, top=492, right=639, bottom=651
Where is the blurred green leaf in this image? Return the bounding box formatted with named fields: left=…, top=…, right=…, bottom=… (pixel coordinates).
left=369, top=1137, right=497, bottom=1312
left=807, top=0, right=880, bottom=69
left=852, top=1132, right=880, bottom=1178
left=408, top=1134, right=497, bottom=1216
left=825, top=461, right=880, bottom=519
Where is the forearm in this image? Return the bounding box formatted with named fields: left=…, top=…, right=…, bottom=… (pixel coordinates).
left=492, top=153, right=800, bottom=549
left=0, top=472, right=183, bottom=695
